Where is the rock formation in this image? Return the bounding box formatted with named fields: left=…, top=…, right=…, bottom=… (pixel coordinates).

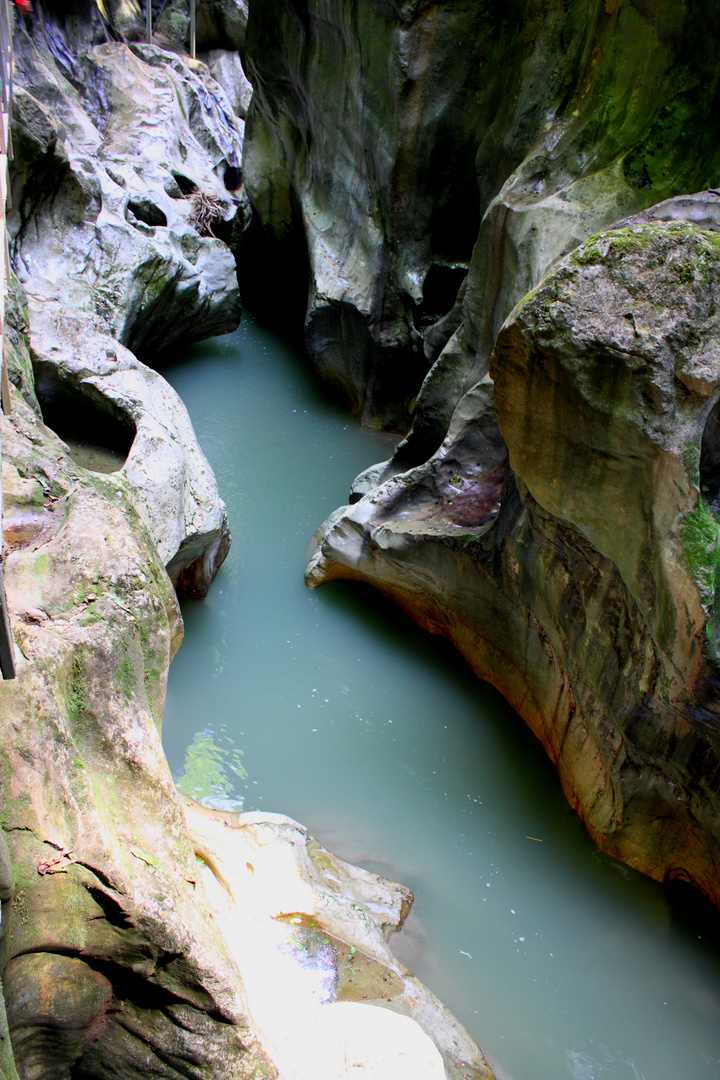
left=308, top=208, right=720, bottom=907
left=240, top=0, right=720, bottom=909
left=244, top=0, right=720, bottom=435
left=0, top=364, right=274, bottom=1079
left=11, top=0, right=246, bottom=594
left=0, top=2, right=497, bottom=1077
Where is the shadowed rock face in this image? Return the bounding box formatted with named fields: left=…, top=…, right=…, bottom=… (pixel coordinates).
left=244, top=0, right=720, bottom=433
left=308, top=217, right=720, bottom=908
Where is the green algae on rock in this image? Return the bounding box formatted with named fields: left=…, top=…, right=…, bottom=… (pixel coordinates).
left=0, top=378, right=277, bottom=1077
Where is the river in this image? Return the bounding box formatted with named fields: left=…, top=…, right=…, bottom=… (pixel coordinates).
left=161, top=312, right=720, bottom=1080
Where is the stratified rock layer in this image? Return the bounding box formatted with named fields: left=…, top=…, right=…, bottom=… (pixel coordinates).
left=308, top=218, right=720, bottom=908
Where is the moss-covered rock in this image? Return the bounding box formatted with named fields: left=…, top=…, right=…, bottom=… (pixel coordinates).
left=0, top=368, right=273, bottom=1076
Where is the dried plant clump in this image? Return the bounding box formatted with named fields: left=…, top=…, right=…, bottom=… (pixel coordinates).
left=187, top=192, right=226, bottom=237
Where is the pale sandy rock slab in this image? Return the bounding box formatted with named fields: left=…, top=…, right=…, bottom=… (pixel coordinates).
left=184, top=802, right=495, bottom=1080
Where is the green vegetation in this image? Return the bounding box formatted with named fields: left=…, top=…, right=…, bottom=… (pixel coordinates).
left=65, top=654, right=88, bottom=728
left=117, top=653, right=136, bottom=699
left=680, top=496, right=720, bottom=654
left=175, top=728, right=247, bottom=807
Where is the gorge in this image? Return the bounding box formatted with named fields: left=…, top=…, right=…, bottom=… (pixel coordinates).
left=2, top=0, right=720, bottom=1078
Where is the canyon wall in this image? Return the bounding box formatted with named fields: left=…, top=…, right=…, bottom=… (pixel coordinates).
left=245, top=0, right=720, bottom=907
left=0, top=3, right=496, bottom=1077
left=244, top=0, right=720, bottom=436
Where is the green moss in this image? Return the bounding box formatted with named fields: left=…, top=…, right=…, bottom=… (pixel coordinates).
left=680, top=497, right=720, bottom=654
left=78, top=609, right=104, bottom=627
left=117, top=653, right=136, bottom=699
left=30, top=551, right=50, bottom=581
left=671, top=262, right=695, bottom=286
left=65, top=654, right=88, bottom=729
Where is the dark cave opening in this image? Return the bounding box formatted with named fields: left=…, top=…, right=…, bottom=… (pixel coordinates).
left=171, top=172, right=198, bottom=196
left=126, top=197, right=168, bottom=228
left=413, top=263, right=467, bottom=332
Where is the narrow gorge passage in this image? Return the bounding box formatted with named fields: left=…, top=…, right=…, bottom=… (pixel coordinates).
left=162, top=314, right=720, bottom=1080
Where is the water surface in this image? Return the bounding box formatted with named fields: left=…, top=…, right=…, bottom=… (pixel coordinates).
left=162, top=314, right=720, bottom=1080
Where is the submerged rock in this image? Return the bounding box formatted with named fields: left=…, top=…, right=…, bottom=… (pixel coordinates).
left=307, top=217, right=720, bottom=909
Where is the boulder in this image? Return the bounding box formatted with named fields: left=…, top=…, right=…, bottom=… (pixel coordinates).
left=184, top=801, right=494, bottom=1080
left=195, top=0, right=248, bottom=54
left=201, top=49, right=253, bottom=121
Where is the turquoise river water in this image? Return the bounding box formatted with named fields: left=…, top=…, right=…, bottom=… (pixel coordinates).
left=161, top=314, right=720, bottom=1080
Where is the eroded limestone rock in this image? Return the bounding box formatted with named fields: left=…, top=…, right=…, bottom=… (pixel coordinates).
left=0, top=379, right=274, bottom=1078
left=308, top=219, right=720, bottom=909
left=9, top=4, right=249, bottom=594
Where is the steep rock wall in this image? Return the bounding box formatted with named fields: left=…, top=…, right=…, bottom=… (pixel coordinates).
left=308, top=213, right=720, bottom=908
left=244, top=0, right=720, bottom=434
left=9, top=0, right=249, bottom=594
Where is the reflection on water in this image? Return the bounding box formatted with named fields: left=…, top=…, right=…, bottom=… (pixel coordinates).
left=175, top=725, right=246, bottom=809
left=162, top=314, right=720, bottom=1080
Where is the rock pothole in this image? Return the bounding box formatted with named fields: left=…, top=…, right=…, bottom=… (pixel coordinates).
left=33, top=360, right=136, bottom=474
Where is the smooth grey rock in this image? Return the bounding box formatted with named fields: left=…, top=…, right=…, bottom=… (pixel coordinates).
left=201, top=49, right=252, bottom=120
left=25, top=310, right=230, bottom=596
left=195, top=0, right=248, bottom=53
left=10, top=16, right=248, bottom=594
left=10, top=40, right=245, bottom=357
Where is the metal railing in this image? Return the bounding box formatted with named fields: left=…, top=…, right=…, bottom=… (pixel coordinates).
left=0, top=0, right=15, bottom=679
